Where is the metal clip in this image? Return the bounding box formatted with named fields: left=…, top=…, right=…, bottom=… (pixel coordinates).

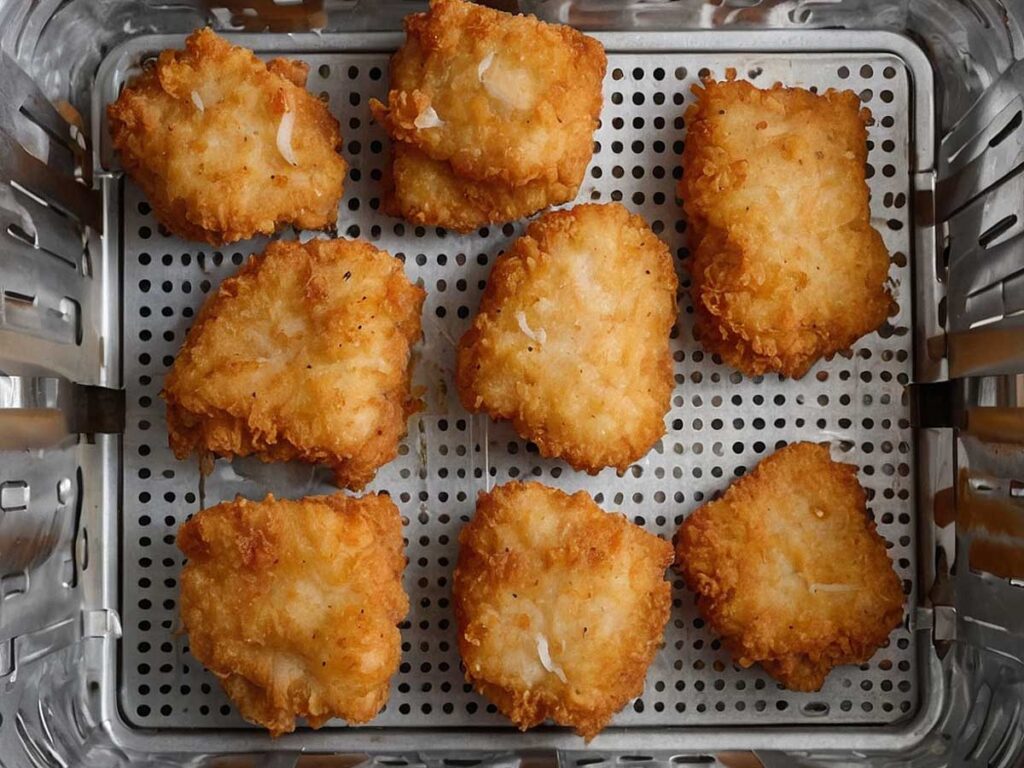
left=0, top=376, right=124, bottom=450
left=932, top=605, right=957, bottom=642
left=81, top=609, right=122, bottom=640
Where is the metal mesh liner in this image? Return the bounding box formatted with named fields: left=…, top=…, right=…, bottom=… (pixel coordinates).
left=118, top=48, right=917, bottom=731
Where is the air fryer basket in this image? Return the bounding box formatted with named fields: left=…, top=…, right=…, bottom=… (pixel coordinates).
left=1, top=1, right=1023, bottom=767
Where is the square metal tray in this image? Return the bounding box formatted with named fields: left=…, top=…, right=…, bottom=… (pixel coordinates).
left=91, top=28, right=941, bottom=754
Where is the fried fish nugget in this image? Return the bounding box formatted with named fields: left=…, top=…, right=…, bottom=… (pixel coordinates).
left=163, top=238, right=425, bottom=489
left=382, top=143, right=577, bottom=233
left=675, top=442, right=905, bottom=691
left=680, top=79, right=892, bottom=378
left=371, top=0, right=605, bottom=186
left=369, top=0, right=605, bottom=230
left=178, top=493, right=408, bottom=736
left=454, top=482, right=672, bottom=739
left=108, top=28, right=346, bottom=245
left=456, top=203, right=677, bottom=473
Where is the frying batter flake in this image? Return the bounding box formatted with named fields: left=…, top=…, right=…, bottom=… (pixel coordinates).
left=675, top=442, right=905, bottom=691
left=369, top=0, right=606, bottom=230
left=163, top=238, right=425, bottom=489
left=177, top=493, right=408, bottom=736
left=680, top=78, right=892, bottom=378
left=454, top=481, right=673, bottom=739
left=108, top=28, right=347, bottom=244
left=456, top=203, right=678, bottom=473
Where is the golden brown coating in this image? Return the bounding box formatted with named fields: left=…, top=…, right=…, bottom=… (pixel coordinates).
left=381, top=143, right=577, bottom=233
left=177, top=493, right=408, bottom=736
left=456, top=203, right=678, bottom=473
left=163, top=238, right=425, bottom=489
left=680, top=79, right=892, bottom=379
left=108, top=28, right=346, bottom=245
left=675, top=442, right=905, bottom=691
left=369, top=0, right=605, bottom=231
left=372, top=0, right=605, bottom=186
left=454, top=482, right=672, bottom=739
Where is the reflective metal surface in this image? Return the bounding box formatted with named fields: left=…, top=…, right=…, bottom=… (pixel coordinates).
left=0, top=0, right=1023, bottom=766
left=102, top=29, right=930, bottom=752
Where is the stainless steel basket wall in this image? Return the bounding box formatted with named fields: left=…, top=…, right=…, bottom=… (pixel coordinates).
left=0, top=2, right=1023, bottom=767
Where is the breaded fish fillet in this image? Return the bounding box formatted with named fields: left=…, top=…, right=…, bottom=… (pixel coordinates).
left=456, top=203, right=678, bottom=473
left=108, top=28, right=346, bottom=244
left=178, top=493, right=408, bottom=736
left=680, top=79, right=892, bottom=378
left=163, top=238, right=425, bottom=489
left=454, top=482, right=672, bottom=739
left=370, top=0, right=605, bottom=230
left=675, top=442, right=905, bottom=691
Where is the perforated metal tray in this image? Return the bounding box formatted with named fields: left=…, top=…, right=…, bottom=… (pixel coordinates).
left=93, top=29, right=939, bottom=753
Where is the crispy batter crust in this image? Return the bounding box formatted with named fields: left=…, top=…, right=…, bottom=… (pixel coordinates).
left=371, top=0, right=605, bottom=186
left=456, top=203, right=677, bottom=473
left=108, top=28, right=346, bottom=244
left=454, top=482, right=672, bottom=739
left=370, top=0, right=605, bottom=229
left=675, top=442, right=905, bottom=691
left=381, top=143, right=577, bottom=233
left=679, top=79, right=892, bottom=378
left=177, top=493, right=408, bottom=736
left=163, top=238, right=425, bottom=489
